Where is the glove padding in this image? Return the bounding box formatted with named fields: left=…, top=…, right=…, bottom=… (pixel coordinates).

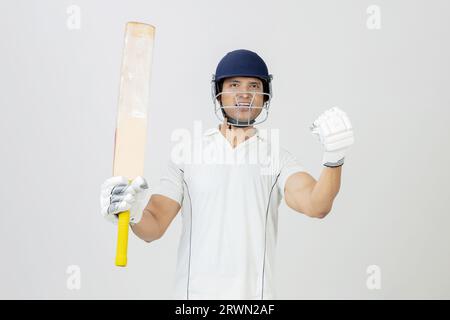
left=310, top=107, right=354, bottom=167
left=100, top=176, right=149, bottom=225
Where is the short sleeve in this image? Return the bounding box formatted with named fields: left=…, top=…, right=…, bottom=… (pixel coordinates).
left=277, top=149, right=307, bottom=197
left=152, top=159, right=184, bottom=206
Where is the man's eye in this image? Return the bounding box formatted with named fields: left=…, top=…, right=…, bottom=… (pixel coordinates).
left=230, top=83, right=238, bottom=87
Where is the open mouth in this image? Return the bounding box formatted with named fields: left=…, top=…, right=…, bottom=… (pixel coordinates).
left=235, top=103, right=251, bottom=108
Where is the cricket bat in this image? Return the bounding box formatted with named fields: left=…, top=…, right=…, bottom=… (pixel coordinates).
left=113, top=22, right=155, bottom=267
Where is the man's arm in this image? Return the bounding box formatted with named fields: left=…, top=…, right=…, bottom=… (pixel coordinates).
left=284, top=166, right=342, bottom=219
left=131, top=194, right=181, bottom=243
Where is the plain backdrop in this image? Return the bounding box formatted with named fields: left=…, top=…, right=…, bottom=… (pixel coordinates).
left=0, top=0, right=449, bottom=299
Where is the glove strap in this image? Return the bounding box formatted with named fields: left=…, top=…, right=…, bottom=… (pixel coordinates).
left=323, top=157, right=345, bottom=168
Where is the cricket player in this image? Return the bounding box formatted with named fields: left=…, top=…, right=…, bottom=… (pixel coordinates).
left=100, top=49, right=354, bottom=299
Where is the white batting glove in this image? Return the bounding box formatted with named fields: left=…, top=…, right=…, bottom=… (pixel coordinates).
left=100, top=176, right=149, bottom=225
left=310, top=107, right=355, bottom=168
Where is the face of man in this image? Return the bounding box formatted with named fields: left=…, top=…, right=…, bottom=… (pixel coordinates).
left=219, top=76, right=265, bottom=124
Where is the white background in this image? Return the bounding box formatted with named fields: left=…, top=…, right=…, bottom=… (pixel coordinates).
left=0, top=0, right=449, bottom=299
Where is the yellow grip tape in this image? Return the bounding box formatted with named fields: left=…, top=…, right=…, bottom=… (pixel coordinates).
left=115, top=210, right=130, bottom=267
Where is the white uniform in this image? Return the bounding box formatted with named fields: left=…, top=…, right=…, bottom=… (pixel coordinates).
left=153, top=126, right=306, bottom=299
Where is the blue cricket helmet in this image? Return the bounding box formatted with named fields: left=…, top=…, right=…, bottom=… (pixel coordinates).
left=212, top=49, right=273, bottom=100
left=211, top=49, right=274, bottom=127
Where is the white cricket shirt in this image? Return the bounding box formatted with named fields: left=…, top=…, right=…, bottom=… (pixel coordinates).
left=153, top=126, right=306, bottom=300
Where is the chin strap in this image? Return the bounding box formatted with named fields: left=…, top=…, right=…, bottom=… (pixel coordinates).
left=220, top=108, right=255, bottom=128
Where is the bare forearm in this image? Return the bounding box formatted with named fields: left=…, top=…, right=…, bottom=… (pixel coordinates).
left=130, top=209, right=162, bottom=243
left=310, top=166, right=342, bottom=217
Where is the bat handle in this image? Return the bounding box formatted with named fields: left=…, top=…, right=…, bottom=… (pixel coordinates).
left=115, top=210, right=130, bottom=267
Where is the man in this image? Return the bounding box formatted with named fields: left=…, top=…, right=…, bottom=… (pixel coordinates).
left=100, top=49, right=354, bottom=299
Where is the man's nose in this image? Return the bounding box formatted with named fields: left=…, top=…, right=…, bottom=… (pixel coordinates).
left=237, top=90, right=252, bottom=98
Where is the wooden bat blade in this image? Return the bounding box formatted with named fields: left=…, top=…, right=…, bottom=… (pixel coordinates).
left=113, top=22, right=155, bottom=267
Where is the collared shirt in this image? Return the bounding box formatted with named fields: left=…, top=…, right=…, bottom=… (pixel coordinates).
left=153, top=126, right=306, bottom=299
